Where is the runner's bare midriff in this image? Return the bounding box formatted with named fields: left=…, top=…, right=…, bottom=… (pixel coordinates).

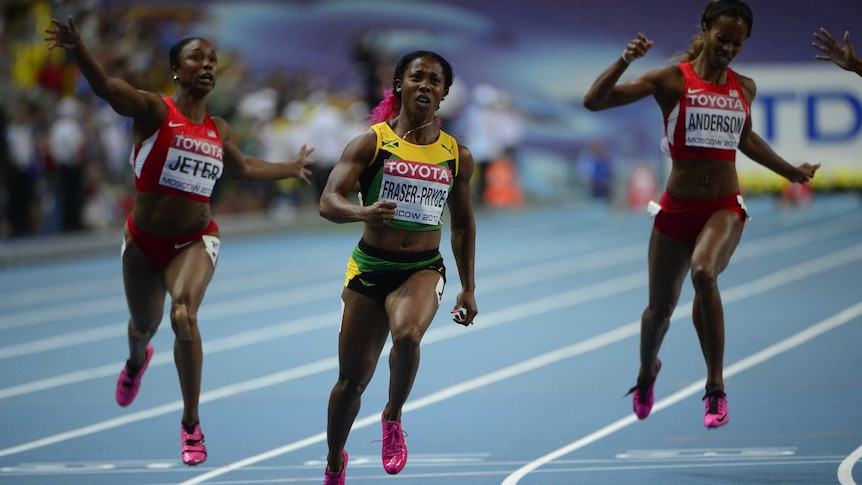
left=361, top=224, right=442, bottom=253
left=666, top=158, right=740, bottom=200
left=131, top=192, right=212, bottom=236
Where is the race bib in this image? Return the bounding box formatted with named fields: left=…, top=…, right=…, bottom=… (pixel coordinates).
left=379, top=159, right=451, bottom=225
left=160, top=133, right=223, bottom=197
left=684, top=90, right=747, bottom=150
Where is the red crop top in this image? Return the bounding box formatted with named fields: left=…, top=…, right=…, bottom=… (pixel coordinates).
left=129, top=97, right=224, bottom=202
left=663, top=62, right=750, bottom=161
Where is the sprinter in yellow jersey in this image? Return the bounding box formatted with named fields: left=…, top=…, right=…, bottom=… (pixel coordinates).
left=320, top=50, right=477, bottom=484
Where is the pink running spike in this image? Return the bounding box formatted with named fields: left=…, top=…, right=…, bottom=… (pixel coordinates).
left=323, top=450, right=348, bottom=485
left=380, top=412, right=408, bottom=474
left=181, top=422, right=207, bottom=466
left=115, top=344, right=154, bottom=407
left=627, top=358, right=661, bottom=420
left=703, top=385, right=729, bottom=428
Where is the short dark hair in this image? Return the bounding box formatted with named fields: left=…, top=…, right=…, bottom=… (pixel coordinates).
left=392, top=50, right=454, bottom=94
left=701, top=0, right=753, bottom=38
left=169, top=37, right=206, bottom=70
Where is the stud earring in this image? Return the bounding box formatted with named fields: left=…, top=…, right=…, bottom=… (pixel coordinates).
left=173, top=75, right=178, bottom=80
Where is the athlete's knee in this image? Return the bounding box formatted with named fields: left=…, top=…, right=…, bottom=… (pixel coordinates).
left=335, top=373, right=369, bottom=400
left=128, top=319, right=158, bottom=340
left=690, top=262, right=719, bottom=292
left=170, top=302, right=197, bottom=341
left=644, top=303, right=674, bottom=325
left=390, top=327, right=423, bottom=355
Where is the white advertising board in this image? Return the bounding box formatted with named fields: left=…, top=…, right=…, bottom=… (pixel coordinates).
left=736, top=63, right=862, bottom=192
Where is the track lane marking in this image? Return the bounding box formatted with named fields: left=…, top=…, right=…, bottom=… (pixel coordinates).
left=502, top=301, right=862, bottom=484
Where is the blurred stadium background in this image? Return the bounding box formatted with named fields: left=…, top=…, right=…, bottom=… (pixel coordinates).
left=1, top=0, right=860, bottom=244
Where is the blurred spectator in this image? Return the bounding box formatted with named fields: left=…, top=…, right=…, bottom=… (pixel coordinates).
left=436, top=75, right=468, bottom=127
left=460, top=83, right=523, bottom=208
left=461, top=84, right=499, bottom=206
left=94, top=100, right=132, bottom=184
left=37, top=50, right=73, bottom=96
left=1, top=1, right=412, bottom=240
left=351, top=29, right=394, bottom=110
left=576, top=139, right=614, bottom=200
left=223, top=86, right=282, bottom=214
left=45, top=95, right=87, bottom=232
left=0, top=105, right=9, bottom=236
left=4, top=97, right=45, bottom=236
left=260, top=100, right=307, bottom=220
left=0, top=104, right=6, bottom=232
left=305, top=89, right=348, bottom=200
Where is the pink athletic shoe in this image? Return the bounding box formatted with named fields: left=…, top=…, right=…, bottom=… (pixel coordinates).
left=181, top=422, right=207, bottom=466
left=626, top=358, right=661, bottom=420
left=115, top=344, right=154, bottom=407
left=380, top=412, right=408, bottom=474
left=323, top=450, right=348, bottom=485
left=703, top=385, right=729, bottom=428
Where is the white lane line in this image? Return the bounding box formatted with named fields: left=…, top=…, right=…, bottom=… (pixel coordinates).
left=1, top=241, right=859, bottom=463
left=0, top=208, right=852, bottom=330
left=0, top=357, right=339, bottom=458
left=0, top=268, right=644, bottom=459
left=0, top=313, right=339, bottom=401
left=0, top=248, right=644, bottom=393
left=177, top=323, right=643, bottom=485
left=176, top=245, right=862, bottom=484
left=838, top=444, right=862, bottom=485
left=2, top=208, right=850, bottom=356
left=0, top=281, right=340, bottom=358
left=0, top=211, right=628, bottom=323
left=501, top=301, right=862, bottom=484
left=0, top=279, right=338, bottom=332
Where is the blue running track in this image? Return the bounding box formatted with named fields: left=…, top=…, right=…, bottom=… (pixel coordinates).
left=1, top=194, right=861, bottom=484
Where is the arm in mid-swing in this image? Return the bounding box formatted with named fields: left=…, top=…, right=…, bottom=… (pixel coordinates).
left=216, top=117, right=314, bottom=183
left=739, top=129, right=820, bottom=184
left=446, top=144, right=477, bottom=326
left=583, top=33, right=666, bottom=111
left=736, top=76, right=820, bottom=184
left=47, top=16, right=313, bottom=184
left=319, top=130, right=396, bottom=226
left=45, top=16, right=165, bottom=137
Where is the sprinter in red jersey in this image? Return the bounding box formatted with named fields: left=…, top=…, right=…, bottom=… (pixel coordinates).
left=45, top=15, right=314, bottom=465
left=583, top=0, right=819, bottom=428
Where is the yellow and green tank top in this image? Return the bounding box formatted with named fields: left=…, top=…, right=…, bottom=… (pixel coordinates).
left=359, top=121, right=460, bottom=231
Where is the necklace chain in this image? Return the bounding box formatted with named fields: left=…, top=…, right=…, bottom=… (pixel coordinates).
left=402, top=120, right=435, bottom=140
